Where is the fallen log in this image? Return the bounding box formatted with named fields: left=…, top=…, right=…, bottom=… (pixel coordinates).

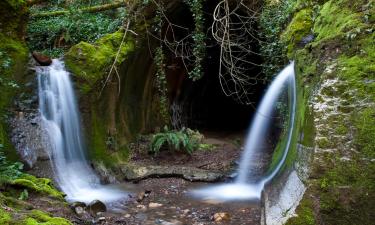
left=31, top=1, right=126, bottom=18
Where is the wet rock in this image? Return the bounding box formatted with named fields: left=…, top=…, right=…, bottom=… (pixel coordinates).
left=213, top=212, right=230, bottom=222
left=137, top=189, right=151, bottom=202
left=32, top=51, right=52, bottom=66
left=148, top=202, right=163, bottom=208
left=155, top=219, right=182, bottom=225
left=299, top=34, right=315, bottom=47
left=70, top=201, right=87, bottom=209
left=88, top=200, right=107, bottom=215
left=136, top=204, right=147, bottom=210
left=74, top=206, right=85, bottom=216
left=121, top=164, right=224, bottom=182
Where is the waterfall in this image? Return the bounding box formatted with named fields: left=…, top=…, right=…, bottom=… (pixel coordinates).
left=191, top=62, right=296, bottom=201
left=37, top=59, right=126, bottom=204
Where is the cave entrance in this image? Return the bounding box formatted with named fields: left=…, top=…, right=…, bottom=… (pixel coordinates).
left=163, top=0, right=265, bottom=134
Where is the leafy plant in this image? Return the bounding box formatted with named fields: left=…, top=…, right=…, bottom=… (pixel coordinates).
left=18, top=189, right=29, bottom=200
left=0, top=144, right=23, bottom=185
left=27, top=2, right=125, bottom=57
left=184, top=0, right=205, bottom=80
left=150, top=126, right=203, bottom=155
left=259, top=0, right=296, bottom=77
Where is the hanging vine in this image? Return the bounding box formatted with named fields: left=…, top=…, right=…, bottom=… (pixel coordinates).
left=184, top=0, right=205, bottom=81
left=154, top=8, right=169, bottom=123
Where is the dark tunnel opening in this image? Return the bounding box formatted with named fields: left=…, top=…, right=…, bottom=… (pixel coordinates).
left=162, top=0, right=267, bottom=133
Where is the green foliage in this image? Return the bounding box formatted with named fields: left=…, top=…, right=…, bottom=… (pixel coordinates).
left=18, top=189, right=29, bottom=201
left=184, top=0, right=205, bottom=81
left=150, top=126, right=203, bottom=155
left=0, top=145, right=23, bottom=185
left=0, top=208, right=12, bottom=224
left=154, top=46, right=169, bottom=123
left=27, top=2, right=125, bottom=57
left=259, top=0, right=296, bottom=77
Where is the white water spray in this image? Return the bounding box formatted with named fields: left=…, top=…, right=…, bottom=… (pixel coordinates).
left=191, top=62, right=296, bottom=201
left=37, top=59, right=127, bottom=204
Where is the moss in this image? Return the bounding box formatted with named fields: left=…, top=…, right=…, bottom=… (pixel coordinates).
left=313, top=0, right=369, bottom=43
left=0, top=208, right=12, bottom=224
left=0, top=1, right=29, bottom=161
left=20, top=210, right=72, bottom=225
left=286, top=197, right=315, bottom=225
left=353, top=108, right=375, bottom=159
left=281, top=9, right=313, bottom=57
left=11, top=175, right=64, bottom=200
left=336, top=34, right=375, bottom=101
left=65, top=30, right=135, bottom=89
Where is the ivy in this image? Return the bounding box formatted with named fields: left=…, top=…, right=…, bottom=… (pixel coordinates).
left=155, top=46, right=169, bottom=124
left=184, top=0, right=205, bottom=81
left=259, top=0, right=296, bottom=77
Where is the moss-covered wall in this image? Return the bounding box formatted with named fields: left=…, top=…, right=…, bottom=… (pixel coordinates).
left=0, top=0, right=29, bottom=160
left=263, top=0, right=374, bottom=224
left=65, top=29, right=164, bottom=169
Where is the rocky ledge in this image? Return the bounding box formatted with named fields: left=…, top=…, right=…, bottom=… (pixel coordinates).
left=120, top=163, right=225, bottom=182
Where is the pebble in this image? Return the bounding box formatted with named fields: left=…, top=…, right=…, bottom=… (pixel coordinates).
left=149, top=202, right=163, bottom=208
left=213, top=212, right=230, bottom=222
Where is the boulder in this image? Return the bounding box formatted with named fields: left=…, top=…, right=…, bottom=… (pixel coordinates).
left=32, top=51, right=52, bottom=66
left=88, top=200, right=107, bottom=215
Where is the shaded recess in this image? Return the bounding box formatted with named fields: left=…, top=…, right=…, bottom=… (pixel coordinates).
left=162, top=0, right=265, bottom=132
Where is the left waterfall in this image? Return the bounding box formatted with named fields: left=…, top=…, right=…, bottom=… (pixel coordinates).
left=37, top=59, right=126, bottom=204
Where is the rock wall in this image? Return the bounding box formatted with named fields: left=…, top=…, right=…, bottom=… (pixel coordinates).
left=64, top=26, right=165, bottom=174
left=262, top=0, right=374, bottom=224
left=0, top=0, right=29, bottom=161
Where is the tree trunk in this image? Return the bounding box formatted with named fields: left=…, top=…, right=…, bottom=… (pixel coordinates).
left=31, top=1, right=126, bottom=18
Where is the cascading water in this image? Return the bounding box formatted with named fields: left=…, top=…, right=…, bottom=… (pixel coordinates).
left=37, top=59, right=126, bottom=204
left=191, top=62, right=296, bottom=201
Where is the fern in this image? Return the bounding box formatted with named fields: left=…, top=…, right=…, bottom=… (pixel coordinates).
left=150, top=127, right=203, bottom=156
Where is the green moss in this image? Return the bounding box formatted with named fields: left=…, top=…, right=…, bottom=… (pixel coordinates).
left=313, top=0, right=368, bottom=43
left=353, top=108, right=375, bottom=159
left=0, top=4, right=29, bottom=161
left=0, top=208, right=12, bottom=224
left=65, top=30, right=135, bottom=88
left=11, top=175, right=64, bottom=200
left=281, top=9, right=313, bottom=57
left=286, top=197, right=315, bottom=225
left=336, top=34, right=375, bottom=101
left=21, top=210, right=72, bottom=225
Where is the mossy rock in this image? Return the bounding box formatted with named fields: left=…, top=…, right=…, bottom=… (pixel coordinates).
left=11, top=175, right=65, bottom=200
left=65, top=29, right=135, bottom=89
left=20, top=210, right=72, bottom=225
left=281, top=8, right=313, bottom=57
left=313, top=0, right=369, bottom=43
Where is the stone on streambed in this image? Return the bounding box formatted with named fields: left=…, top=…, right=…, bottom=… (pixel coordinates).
left=32, top=51, right=52, bottom=66
left=213, top=212, right=231, bottom=222
left=148, top=202, right=163, bottom=208
left=121, top=164, right=224, bottom=182
left=88, top=200, right=107, bottom=215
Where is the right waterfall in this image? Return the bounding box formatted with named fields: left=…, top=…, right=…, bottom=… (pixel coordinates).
left=192, top=62, right=296, bottom=201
